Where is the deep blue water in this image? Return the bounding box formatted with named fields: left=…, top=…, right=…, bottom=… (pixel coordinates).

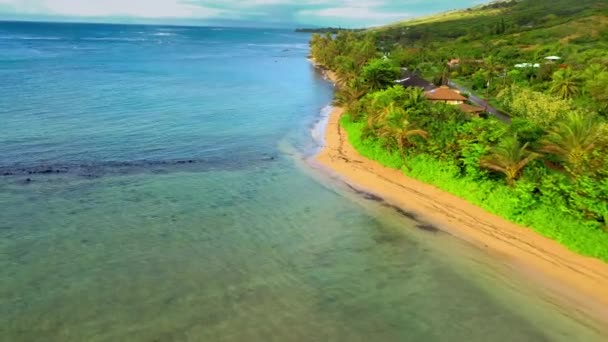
left=0, top=21, right=605, bottom=341
left=0, top=21, right=332, bottom=172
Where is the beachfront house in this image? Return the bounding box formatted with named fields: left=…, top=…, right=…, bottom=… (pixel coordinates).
left=395, top=74, right=436, bottom=91
left=424, top=86, right=467, bottom=105
left=425, top=86, right=486, bottom=116
left=514, top=57, right=560, bottom=69
left=395, top=68, right=436, bottom=91
left=395, top=73, right=484, bottom=115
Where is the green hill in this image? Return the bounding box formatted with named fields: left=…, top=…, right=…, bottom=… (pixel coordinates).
left=376, top=0, right=607, bottom=43
left=369, top=0, right=607, bottom=115
left=374, top=0, right=607, bottom=66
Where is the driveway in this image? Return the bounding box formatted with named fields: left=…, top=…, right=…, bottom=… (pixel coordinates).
left=447, top=80, right=511, bottom=123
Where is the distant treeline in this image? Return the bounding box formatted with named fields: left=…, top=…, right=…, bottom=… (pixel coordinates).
left=478, top=0, right=518, bottom=11
left=295, top=27, right=365, bottom=34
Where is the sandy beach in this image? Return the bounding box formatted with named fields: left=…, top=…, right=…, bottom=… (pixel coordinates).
left=310, top=64, right=608, bottom=326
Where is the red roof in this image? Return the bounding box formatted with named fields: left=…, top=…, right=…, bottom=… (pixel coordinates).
left=424, top=86, right=467, bottom=101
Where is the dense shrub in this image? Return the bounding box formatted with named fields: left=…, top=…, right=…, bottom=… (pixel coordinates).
left=496, top=85, right=574, bottom=126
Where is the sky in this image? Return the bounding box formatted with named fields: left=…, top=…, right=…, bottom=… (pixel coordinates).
left=0, top=0, right=488, bottom=28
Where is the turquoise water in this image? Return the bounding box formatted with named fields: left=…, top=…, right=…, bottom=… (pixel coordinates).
left=0, top=22, right=605, bottom=341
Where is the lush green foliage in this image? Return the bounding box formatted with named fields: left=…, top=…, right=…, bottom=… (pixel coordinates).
left=310, top=0, right=608, bottom=261
left=496, top=85, right=573, bottom=126
left=480, top=135, right=540, bottom=186
left=550, top=68, right=581, bottom=99
left=341, top=115, right=608, bottom=261
left=360, top=59, right=401, bottom=91
left=540, top=112, right=607, bottom=177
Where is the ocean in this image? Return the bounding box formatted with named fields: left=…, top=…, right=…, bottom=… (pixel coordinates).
left=0, top=21, right=603, bottom=341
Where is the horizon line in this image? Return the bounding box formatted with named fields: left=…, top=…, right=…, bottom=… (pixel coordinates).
left=0, top=18, right=332, bottom=30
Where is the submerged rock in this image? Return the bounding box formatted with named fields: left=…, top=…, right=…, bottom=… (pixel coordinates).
left=416, top=223, right=440, bottom=233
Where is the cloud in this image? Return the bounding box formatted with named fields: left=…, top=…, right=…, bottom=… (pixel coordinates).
left=297, top=0, right=413, bottom=26
left=0, top=0, right=228, bottom=19
left=299, top=6, right=412, bottom=21
left=0, top=0, right=485, bottom=27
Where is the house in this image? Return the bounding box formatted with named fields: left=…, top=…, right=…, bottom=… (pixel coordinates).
left=514, top=63, right=540, bottom=68
left=458, top=103, right=485, bottom=116
left=395, top=69, right=436, bottom=91
left=395, top=75, right=436, bottom=91
left=424, top=86, right=467, bottom=105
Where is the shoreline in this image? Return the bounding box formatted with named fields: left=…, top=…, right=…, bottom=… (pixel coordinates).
left=309, top=62, right=608, bottom=326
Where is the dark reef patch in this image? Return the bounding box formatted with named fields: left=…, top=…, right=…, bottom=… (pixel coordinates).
left=0, top=153, right=279, bottom=179
left=386, top=204, right=419, bottom=221
left=345, top=183, right=384, bottom=202
left=415, top=223, right=440, bottom=233
left=346, top=182, right=442, bottom=234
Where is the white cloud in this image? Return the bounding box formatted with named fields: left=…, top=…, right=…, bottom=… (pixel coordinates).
left=0, top=0, right=228, bottom=18
left=300, top=6, right=411, bottom=20
left=0, top=0, right=482, bottom=26
left=297, top=1, right=412, bottom=25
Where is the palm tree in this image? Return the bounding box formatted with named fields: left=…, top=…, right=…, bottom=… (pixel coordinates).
left=540, top=112, right=604, bottom=177
left=334, top=56, right=358, bottom=86
left=333, top=79, right=368, bottom=111
left=353, top=36, right=378, bottom=69
left=365, top=99, right=406, bottom=132
left=377, top=119, right=428, bottom=164
left=360, top=59, right=400, bottom=91
left=378, top=101, right=407, bottom=122
left=406, top=87, right=426, bottom=107
left=550, top=68, right=580, bottom=100
left=482, top=56, right=502, bottom=99
left=480, top=136, right=540, bottom=186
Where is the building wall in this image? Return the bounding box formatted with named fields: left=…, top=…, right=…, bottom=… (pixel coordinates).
left=428, top=99, right=465, bottom=105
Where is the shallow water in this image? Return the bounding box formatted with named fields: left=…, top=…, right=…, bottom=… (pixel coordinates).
left=0, top=22, right=605, bottom=341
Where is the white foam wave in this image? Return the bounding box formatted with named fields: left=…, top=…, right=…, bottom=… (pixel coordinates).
left=310, top=105, right=334, bottom=147
left=244, top=43, right=308, bottom=50
left=82, top=37, right=148, bottom=42
left=0, top=36, right=63, bottom=41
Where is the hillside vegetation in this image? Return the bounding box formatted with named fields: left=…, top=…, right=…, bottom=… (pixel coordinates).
left=378, top=0, right=607, bottom=43
left=309, top=0, right=608, bottom=261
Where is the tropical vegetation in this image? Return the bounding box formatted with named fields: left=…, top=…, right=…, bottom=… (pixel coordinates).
left=309, top=0, right=608, bottom=261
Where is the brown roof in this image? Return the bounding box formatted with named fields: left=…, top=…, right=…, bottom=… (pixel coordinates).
left=458, top=103, right=485, bottom=113
left=424, top=86, right=467, bottom=101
